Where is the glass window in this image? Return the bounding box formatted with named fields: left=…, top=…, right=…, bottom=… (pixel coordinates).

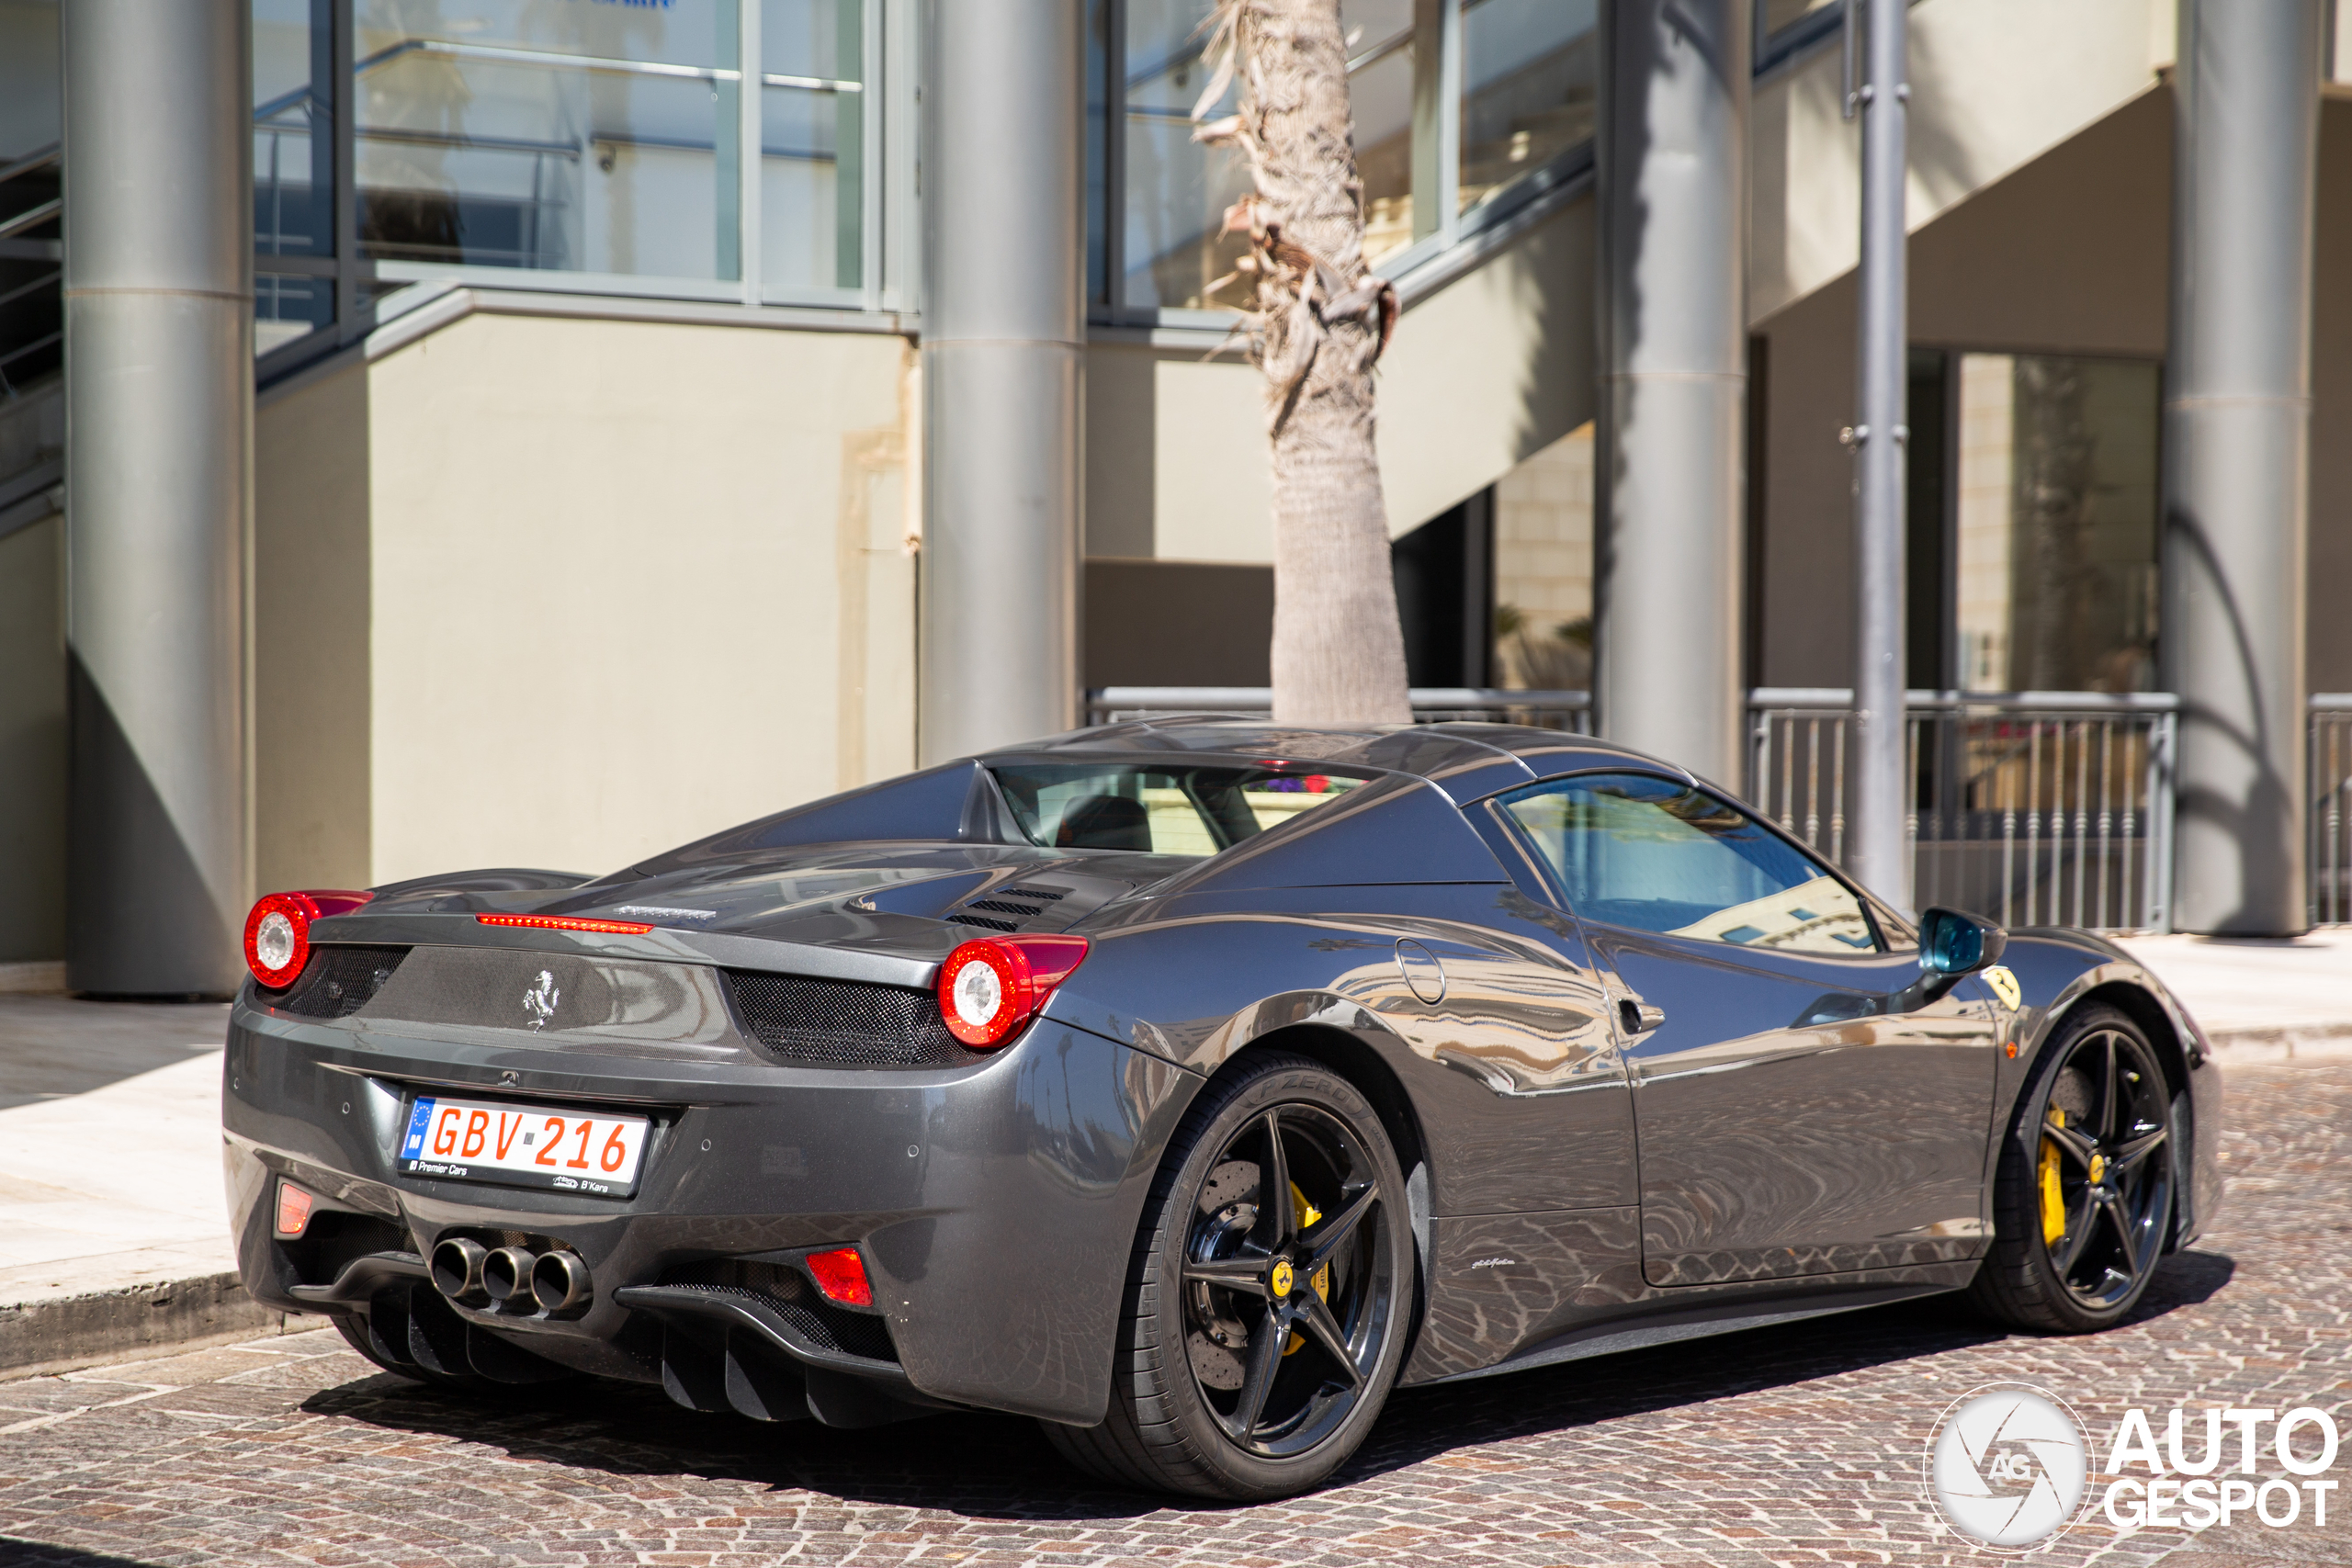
left=1458, top=0, right=1595, bottom=222
left=354, top=0, right=741, bottom=280
left=1952, top=354, right=2161, bottom=694
left=763, top=0, right=862, bottom=294
left=1120, top=0, right=1425, bottom=312
left=0, top=2, right=59, bottom=163
left=0, top=0, right=62, bottom=393
left=1343, top=0, right=1418, bottom=265
left=254, top=0, right=334, bottom=260
left=1501, top=773, right=1881, bottom=953
left=990, top=761, right=1367, bottom=857
left=1086, top=0, right=1112, bottom=306
left=1759, top=0, right=1839, bottom=41
left=256, top=271, right=334, bottom=355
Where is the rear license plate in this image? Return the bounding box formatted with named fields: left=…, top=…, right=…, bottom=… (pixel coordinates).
left=398, top=1096, right=650, bottom=1197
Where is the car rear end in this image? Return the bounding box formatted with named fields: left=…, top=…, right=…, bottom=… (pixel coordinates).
left=224, top=889, right=1191, bottom=1427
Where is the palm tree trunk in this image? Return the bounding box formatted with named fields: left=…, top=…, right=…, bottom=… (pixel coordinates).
left=1199, top=0, right=1411, bottom=726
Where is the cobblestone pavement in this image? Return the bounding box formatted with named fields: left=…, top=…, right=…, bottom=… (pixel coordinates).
left=0, top=1064, right=2344, bottom=1568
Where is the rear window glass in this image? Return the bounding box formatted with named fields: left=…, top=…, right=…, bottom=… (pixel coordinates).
left=989, top=763, right=1368, bottom=857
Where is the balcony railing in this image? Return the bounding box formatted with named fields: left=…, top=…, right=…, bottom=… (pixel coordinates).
left=1085, top=687, right=1593, bottom=732
left=1088, top=685, right=2352, bottom=934
left=2310, top=695, right=2352, bottom=925
left=1748, top=690, right=2178, bottom=934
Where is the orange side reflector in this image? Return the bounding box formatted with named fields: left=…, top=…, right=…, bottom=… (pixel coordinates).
left=476, top=914, right=654, bottom=935
left=275, top=1181, right=313, bottom=1238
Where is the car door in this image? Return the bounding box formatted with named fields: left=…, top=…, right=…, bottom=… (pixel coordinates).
left=1491, top=772, right=2001, bottom=1287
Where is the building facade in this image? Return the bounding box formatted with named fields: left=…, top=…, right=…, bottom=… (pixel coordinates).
left=1, top=0, right=2348, bottom=987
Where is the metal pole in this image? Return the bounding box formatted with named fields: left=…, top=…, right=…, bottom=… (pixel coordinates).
left=2162, top=0, right=2320, bottom=935
left=917, top=0, right=1084, bottom=762
left=62, top=0, right=253, bottom=997
left=1594, top=0, right=1752, bottom=792
left=1845, top=0, right=1910, bottom=908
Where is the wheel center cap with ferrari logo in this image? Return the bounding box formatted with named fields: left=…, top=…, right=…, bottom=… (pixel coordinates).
left=1270, top=1259, right=1295, bottom=1297
left=2087, top=1151, right=2106, bottom=1184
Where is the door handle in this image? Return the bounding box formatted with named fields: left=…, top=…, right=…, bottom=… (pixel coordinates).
left=1618, top=998, right=1666, bottom=1036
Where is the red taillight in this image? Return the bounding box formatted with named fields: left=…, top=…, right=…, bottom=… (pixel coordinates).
left=243, top=889, right=372, bottom=989
left=933, top=935, right=1090, bottom=1048
left=805, top=1246, right=873, bottom=1307
left=475, top=914, right=655, bottom=934
left=275, top=1180, right=313, bottom=1238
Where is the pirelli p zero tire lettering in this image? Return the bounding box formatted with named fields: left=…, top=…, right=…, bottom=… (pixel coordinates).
left=1042, top=1051, right=1415, bottom=1501
left=1970, top=1003, right=2177, bottom=1334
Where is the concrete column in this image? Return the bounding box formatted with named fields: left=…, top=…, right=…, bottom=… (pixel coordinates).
left=918, top=0, right=1084, bottom=762
left=1594, top=0, right=1752, bottom=791
left=62, top=0, right=253, bottom=996
left=1846, top=0, right=1911, bottom=907
left=2162, top=0, right=2321, bottom=935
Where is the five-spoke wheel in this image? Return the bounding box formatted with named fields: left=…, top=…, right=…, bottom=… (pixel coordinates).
left=1042, top=1052, right=1414, bottom=1499
left=1972, top=1004, right=2178, bottom=1332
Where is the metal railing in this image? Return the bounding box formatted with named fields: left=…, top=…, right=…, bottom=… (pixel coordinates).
left=2310, top=694, right=2352, bottom=925
left=1085, top=687, right=1592, bottom=732
left=1749, top=690, right=2177, bottom=932
left=1085, top=685, right=2352, bottom=934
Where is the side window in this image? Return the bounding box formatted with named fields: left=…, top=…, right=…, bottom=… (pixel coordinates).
left=1498, top=773, right=1881, bottom=955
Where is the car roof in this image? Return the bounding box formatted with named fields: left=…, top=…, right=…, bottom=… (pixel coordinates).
left=989, top=716, right=1696, bottom=806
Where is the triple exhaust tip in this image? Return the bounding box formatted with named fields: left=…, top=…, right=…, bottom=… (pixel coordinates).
left=430, top=1236, right=591, bottom=1316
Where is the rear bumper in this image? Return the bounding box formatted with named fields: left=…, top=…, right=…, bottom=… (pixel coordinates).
left=223, top=1000, right=1198, bottom=1424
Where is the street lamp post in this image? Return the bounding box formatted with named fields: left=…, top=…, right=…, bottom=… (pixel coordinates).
left=1847, top=0, right=1910, bottom=909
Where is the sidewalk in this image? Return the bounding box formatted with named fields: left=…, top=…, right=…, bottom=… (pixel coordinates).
left=0, top=998, right=280, bottom=1375
left=0, top=929, right=2344, bottom=1377
left=2111, top=927, right=2352, bottom=1061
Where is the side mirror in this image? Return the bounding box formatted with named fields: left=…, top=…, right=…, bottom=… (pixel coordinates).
left=1919, top=906, right=2007, bottom=977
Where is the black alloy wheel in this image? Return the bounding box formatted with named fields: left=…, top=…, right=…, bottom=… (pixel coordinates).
left=1971, top=1004, right=2177, bottom=1332
left=1043, top=1052, right=1414, bottom=1500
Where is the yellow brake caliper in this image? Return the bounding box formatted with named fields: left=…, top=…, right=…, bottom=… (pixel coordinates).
left=2040, top=1108, right=2067, bottom=1246
left=1283, top=1181, right=1332, bottom=1356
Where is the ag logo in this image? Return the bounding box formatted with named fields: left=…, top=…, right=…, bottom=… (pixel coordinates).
left=1926, top=1382, right=2089, bottom=1549
left=1983, top=964, right=2022, bottom=1011
left=523, top=969, right=560, bottom=1030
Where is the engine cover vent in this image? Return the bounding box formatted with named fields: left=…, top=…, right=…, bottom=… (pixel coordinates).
left=944, top=882, right=1067, bottom=932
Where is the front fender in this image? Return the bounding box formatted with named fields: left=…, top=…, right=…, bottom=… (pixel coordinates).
left=1991, top=931, right=2223, bottom=1247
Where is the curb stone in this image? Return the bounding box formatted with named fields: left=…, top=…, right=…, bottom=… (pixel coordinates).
left=0, top=1272, right=291, bottom=1379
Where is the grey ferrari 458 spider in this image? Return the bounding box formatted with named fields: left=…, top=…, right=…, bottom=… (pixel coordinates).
left=226, top=718, right=2222, bottom=1499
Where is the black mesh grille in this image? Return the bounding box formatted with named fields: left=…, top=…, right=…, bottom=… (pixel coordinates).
left=945, top=883, right=1066, bottom=932
left=275, top=945, right=410, bottom=1019
left=723, top=970, right=983, bottom=1068
left=658, top=1258, right=898, bottom=1362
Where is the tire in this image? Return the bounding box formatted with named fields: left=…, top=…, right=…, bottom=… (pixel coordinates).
left=1969, top=1004, right=2177, bottom=1333
left=1043, top=1051, right=1416, bottom=1500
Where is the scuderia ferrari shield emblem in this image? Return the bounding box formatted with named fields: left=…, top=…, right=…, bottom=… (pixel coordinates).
left=1984, top=964, right=2022, bottom=1011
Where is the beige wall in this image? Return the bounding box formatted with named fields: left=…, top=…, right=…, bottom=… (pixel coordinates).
left=255, top=310, right=918, bottom=889
left=255, top=359, right=372, bottom=894
left=1085, top=195, right=1596, bottom=566
left=1752, top=0, right=2169, bottom=322
left=0, top=516, right=62, bottom=961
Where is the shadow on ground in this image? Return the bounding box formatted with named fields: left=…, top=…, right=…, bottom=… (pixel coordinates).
left=0, top=1542, right=173, bottom=1568
left=297, top=1249, right=2234, bottom=1521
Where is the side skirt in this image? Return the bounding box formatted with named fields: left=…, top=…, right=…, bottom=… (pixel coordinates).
left=1420, top=1278, right=1967, bottom=1386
